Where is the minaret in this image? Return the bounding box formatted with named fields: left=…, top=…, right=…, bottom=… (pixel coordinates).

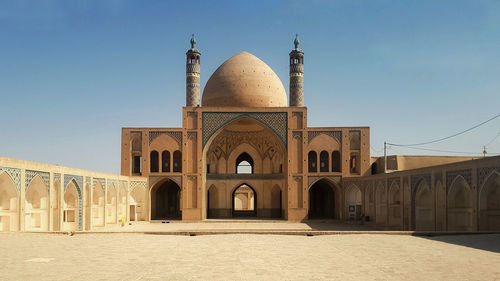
left=186, top=34, right=201, bottom=107
left=289, top=34, right=304, bottom=107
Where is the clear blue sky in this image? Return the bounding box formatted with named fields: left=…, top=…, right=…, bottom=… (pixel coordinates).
left=1, top=0, right=499, bottom=174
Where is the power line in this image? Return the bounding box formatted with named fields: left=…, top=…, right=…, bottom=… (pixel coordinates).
left=387, top=113, right=500, bottom=147
left=389, top=145, right=500, bottom=155
left=485, top=130, right=500, bottom=147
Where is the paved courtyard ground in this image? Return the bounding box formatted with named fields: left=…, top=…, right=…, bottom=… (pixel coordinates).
left=1, top=228, right=499, bottom=280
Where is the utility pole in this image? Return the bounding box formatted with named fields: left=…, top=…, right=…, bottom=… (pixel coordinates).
left=384, top=142, right=387, bottom=173
left=483, top=146, right=487, bottom=158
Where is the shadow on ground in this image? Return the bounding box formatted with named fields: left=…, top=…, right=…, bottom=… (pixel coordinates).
left=416, top=234, right=500, bottom=254
left=303, top=220, right=373, bottom=231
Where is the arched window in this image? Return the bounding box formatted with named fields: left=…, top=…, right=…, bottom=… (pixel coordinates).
left=162, top=150, right=170, bottom=172
left=236, top=153, right=253, bottom=174
left=320, top=151, right=329, bottom=172
left=150, top=151, right=159, bottom=172
left=308, top=151, right=317, bottom=173
left=173, top=150, right=182, bottom=172
left=332, top=151, right=341, bottom=172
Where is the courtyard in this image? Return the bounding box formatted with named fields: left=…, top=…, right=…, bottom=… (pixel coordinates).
left=0, top=226, right=499, bottom=280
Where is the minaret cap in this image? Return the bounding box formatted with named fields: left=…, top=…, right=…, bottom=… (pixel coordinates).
left=291, top=34, right=303, bottom=54
left=187, top=34, right=200, bottom=55
left=294, top=34, right=300, bottom=49
left=190, top=34, right=196, bottom=48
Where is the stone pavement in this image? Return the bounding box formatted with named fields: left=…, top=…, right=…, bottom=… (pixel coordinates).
left=0, top=225, right=499, bottom=280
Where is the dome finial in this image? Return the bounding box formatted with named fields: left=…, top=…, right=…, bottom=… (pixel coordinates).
left=190, top=34, right=196, bottom=48
left=294, top=34, right=300, bottom=49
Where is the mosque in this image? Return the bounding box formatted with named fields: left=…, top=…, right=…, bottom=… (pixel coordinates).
left=0, top=36, right=499, bottom=232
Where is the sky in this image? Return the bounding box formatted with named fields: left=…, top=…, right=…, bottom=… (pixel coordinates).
left=1, top=0, right=499, bottom=174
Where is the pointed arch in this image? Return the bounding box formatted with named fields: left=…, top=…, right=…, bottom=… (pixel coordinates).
left=414, top=180, right=434, bottom=231
left=63, top=180, right=81, bottom=231
left=447, top=175, right=473, bottom=231
left=92, top=181, right=105, bottom=227
left=0, top=171, right=19, bottom=231
left=388, top=181, right=402, bottom=228
left=345, top=184, right=362, bottom=220
left=106, top=183, right=117, bottom=224
left=129, top=184, right=146, bottom=221
left=25, top=175, right=49, bottom=231
left=479, top=171, right=500, bottom=231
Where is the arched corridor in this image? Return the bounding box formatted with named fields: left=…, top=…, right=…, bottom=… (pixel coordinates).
left=151, top=180, right=181, bottom=220
left=232, top=184, right=256, bottom=217
left=308, top=179, right=336, bottom=219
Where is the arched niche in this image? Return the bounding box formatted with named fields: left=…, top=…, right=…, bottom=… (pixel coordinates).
left=0, top=172, right=19, bottom=232
left=130, top=185, right=146, bottom=221
left=479, top=171, right=500, bottom=231
left=375, top=182, right=387, bottom=225
left=415, top=180, right=434, bottom=231
left=388, top=181, right=402, bottom=228
left=25, top=175, right=49, bottom=231
left=92, top=182, right=105, bottom=227
left=63, top=181, right=79, bottom=232
left=106, top=184, right=117, bottom=225
left=345, top=184, right=362, bottom=220
left=447, top=176, right=473, bottom=231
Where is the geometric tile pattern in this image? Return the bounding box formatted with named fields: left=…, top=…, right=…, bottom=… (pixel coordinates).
left=307, top=130, right=342, bottom=145
left=64, top=175, right=83, bottom=192
left=446, top=169, right=472, bottom=192
left=477, top=166, right=500, bottom=189
left=25, top=170, right=50, bottom=193
left=130, top=181, right=147, bottom=192
left=149, top=131, right=183, bottom=146
left=388, top=177, right=400, bottom=189
left=0, top=166, right=21, bottom=194
left=120, top=180, right=128, bottom=191
left=93, top=178, right=105, bottom=190
left=202, top=112, right=288, bottom=148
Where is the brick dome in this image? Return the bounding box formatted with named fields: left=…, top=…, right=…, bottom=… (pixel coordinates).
left=202, top=52, right=287, bottom=107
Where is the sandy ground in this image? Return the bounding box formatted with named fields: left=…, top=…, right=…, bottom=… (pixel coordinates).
left=0, top=231, right=499, bottom=280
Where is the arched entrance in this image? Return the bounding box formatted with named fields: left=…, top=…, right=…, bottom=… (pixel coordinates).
left=309, top=179, right=336, bottom=219
left=232, top=184, right=256, bottom=217
left=151, top=179, right=181, bottom=220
